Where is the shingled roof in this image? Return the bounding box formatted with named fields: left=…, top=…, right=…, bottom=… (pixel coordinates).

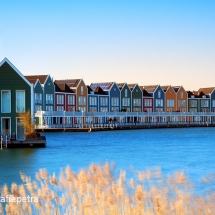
left=25, top=75, right=49, bottom=84
left=143, top=85, right=159, bottom=92
left=127, top=84, right=137, bottom=91
left=90, top=82, right=114, bottom=91
left=54, top=79, right=81, bottom=93
left=117, top=83, right=126, bottom=90
left=197, top=87, right=215, bottom=95
left=172, top=86, right=181, bottom=93
left=161, top=85, right=170, bottom=92
left=94, top=86, right=107, bottom=95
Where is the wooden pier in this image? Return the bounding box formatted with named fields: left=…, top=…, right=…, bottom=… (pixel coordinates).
left=34, top=110, right=215, bottom=132
left=35, top=122, right=215, bottom=132
left=0, top=136, right=46, bottom=149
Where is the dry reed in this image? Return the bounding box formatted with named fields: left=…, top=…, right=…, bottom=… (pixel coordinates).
left=0, top=162, right=215, bottom=215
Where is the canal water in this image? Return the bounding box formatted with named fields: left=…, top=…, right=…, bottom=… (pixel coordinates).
left=0, top=127, right=215, bottom=192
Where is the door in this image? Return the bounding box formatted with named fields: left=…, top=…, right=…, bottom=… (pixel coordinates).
left=1, top=118, right=11, bottom=138
left=16, top=118, right=25, bottom=140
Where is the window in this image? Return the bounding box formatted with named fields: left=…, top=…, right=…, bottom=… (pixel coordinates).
left=133, top=99, right=141, bottom=106
left=35, top=93, right=42, bottom=104
left=46, top=94, right=53, bottom=104
left=158, top=90, right=161, bottom=98
left=144, top=99, right=152, bottom=106
left=100, top=107, right=108, bottom=112
left=178, top=100, right=186, bottom=107
left=78, top=96, right=86, bottom=105
left=111, top=97, right=119, bottom=107
left=68, top=95, right=75, bottom=105
left=144, top=108, right=152, bottom=112
left=89, top=97, right=97, bottom=106
left=78, top=107, right=86, bottom=111
left=126, top=107, right=130, bottom=112
left=46, top=106, right=53, bottom=111
left=16, top=91, right=25, bottom=113
left=189, top=100, right=197, bottom=107
left=81, top=86, right=84, bottom=95
left=89, top=107, right=97, bottom=112
left=212, top=100, right=215, bottom=107
left=122, top=98, right=130, bottom=106
left=133, top=107, right=141, bottom=112
left=1, top=90, right=11, bottom=113
left=68, top=106, right=75, bottom=112
left=57, top=106, right=64, bottom=111
left=125, top=89, right=127, bottom=97
left=167, top=99, right=174, bottom=107
left=57, top=95, right=64, bottom=104
left=180, top=92, right=183, bottom=98
left=100, top=97, right=108, bottom=106
left=111, top=107, right=119, bottom=112
left=156, top=99, right=163, bottom=107
left=35, top=105, right=42, bottom=112
left=189, top=108, right=197, bottom=112
left=201, top=100, right=209, bottom=107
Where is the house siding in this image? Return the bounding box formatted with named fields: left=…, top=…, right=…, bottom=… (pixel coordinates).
left=0, top=61, right=32, bottom=138
left=154, top=86, right=165, bottom=112
left=164, top=86, right=177, bottom=112
left=176, top=87, right=188, bottom=112
left=88, top=94, right=99, bottom=112
left=143, top=97, right=153, bottom=112
left=109, top=83, right=120, bottom=112
left=120, top=84, right=131, bottom=112
left=131, top=85, right=142, bottom=112
left=76, top=80, right=88, bottom=111
left=34, top=81, right=43, bottom=112
left=43, top=76, right=55, bottom=111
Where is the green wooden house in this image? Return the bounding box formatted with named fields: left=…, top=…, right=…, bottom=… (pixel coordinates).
left=117, top=83, right=131, bottom=112
left=0, top=58, right=34, bottom=140
left=25, top=75, right=55, bottom=112
left=128, top=84, right=143, bottom=112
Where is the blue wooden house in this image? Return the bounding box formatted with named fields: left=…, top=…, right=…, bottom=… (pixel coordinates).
left=144, top=85, right=165, bottom=112
left=197, top=87, right=215, bottom=112
left=90, top=82, right=120, bottom=112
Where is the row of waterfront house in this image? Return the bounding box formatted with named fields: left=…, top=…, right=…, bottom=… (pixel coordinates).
left=0, top=58, right=215, bottom=140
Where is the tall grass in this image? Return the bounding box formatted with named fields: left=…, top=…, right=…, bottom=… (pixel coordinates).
left=1, top=162, right=215, bottom=215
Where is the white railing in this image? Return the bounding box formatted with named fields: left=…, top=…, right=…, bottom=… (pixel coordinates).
left=35, top=111, right=215, bottom=118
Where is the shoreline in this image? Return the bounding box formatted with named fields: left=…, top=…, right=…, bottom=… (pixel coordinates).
left=35, top=122, right=214, bottom=132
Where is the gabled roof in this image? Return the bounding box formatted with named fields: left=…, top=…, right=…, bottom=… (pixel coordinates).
left=143, top=85, right=159, bottom=93
left=186, top=90, right=195, bottom=98
left=25, top=75, right=49, bottom=85
left=54, top=79, right=82, bottom=93
left=161, top=85, right=170, bottom=92
left=54, top=82, right=75, bottom=93
left=187, top=90, right=209, bottom=98
left=197, top=87, right=215, bottom=95
left=54, top=79, right=81, bottom=88
left=117, top=83, right=126, bottom=90
left=127, top=83, right=137, bottom=91
left=0, top=58, right=32, bottom=87
left=139, top=86, right=153, bottom=97
left=142, top=89, right=152, bottom=97
left=172, top=86, right=180, bottom=93
left=87, top=85, right=94, bottom=94
left=90, top=82, right=114, bottom=91
left=94, top=86, right=108, bottom=95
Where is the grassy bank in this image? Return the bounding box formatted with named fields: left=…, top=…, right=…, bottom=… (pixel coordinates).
left=1, top=162, right=215, bottom=215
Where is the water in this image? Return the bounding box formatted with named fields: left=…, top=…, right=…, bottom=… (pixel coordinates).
left=0, top=127, right=215, bottom=192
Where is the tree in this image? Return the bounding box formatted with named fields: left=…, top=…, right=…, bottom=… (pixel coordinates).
left=18, top=110, right=40, bottom=138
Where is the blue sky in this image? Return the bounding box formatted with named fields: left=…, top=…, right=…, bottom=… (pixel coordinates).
left=0, top=0, right=214, bottom=90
